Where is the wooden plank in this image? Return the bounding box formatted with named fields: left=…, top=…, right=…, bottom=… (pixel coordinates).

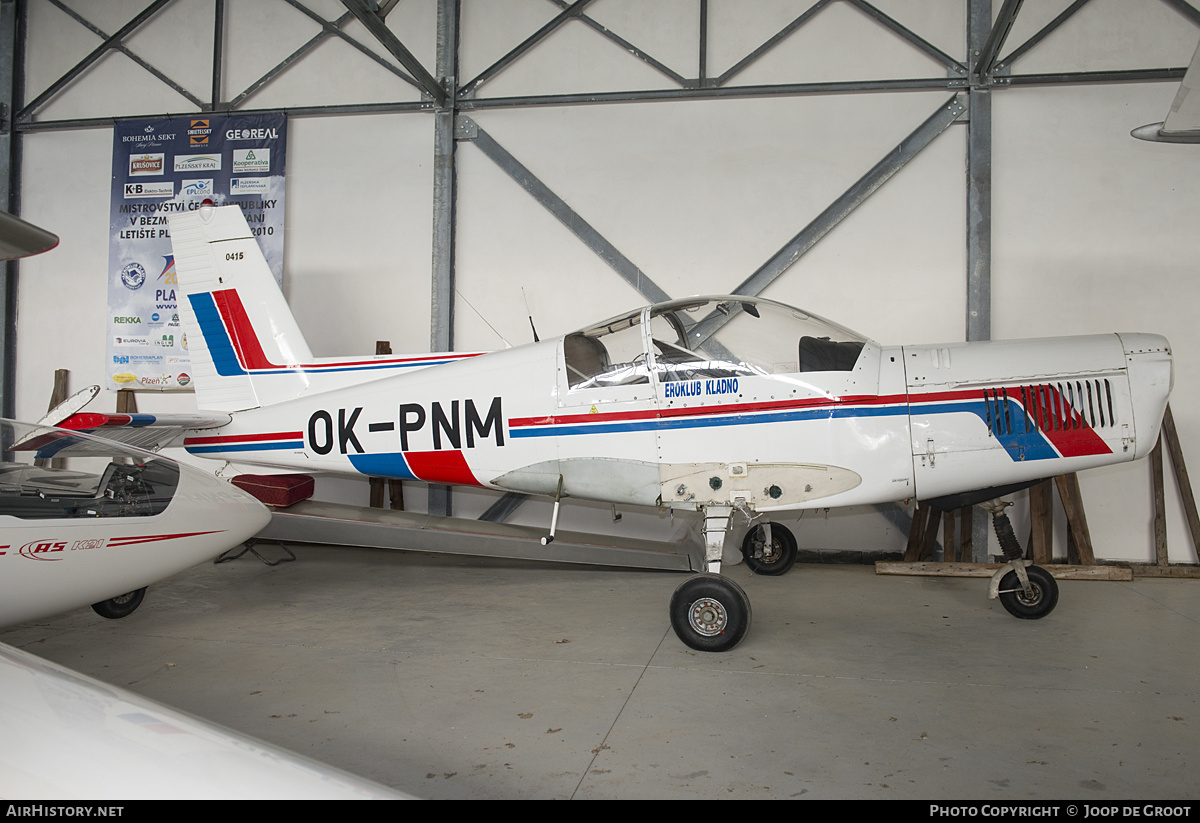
left=1151, top=434, right=1169, bottom=566
left=918, top=504, right=940, bottom=561
left=903, top=503, right=928, bottom=562
left=1161, top=404, right=1200, bottom=561
left=959, top=505, right=973, bottom=562
left=45, top=369, right=68, bottom=411
left=1029, top=480, right=1054, bottom=565
left=943, top=510, right=957, bottom=562
left=1132, top=565, right=1200, bottom=579
left=116, top=388, right=138, bottom=414
left=1055, top=473, right=1095, bottom=565
left=875, top=561, right=1133, bottom=581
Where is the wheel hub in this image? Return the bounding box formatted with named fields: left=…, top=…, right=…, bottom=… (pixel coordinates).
left=688, top=597, right=728, bottom=636
left=1015, top=583, right=1042, bottom=606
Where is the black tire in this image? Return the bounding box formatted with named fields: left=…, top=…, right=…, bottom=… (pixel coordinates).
left=91, top=587, right=147, bottom=619
left=740, top=522, right=798, bottom=576
left=997, top=565, right=1058, bottom=619
left=669, top=574, right=752, bottom=652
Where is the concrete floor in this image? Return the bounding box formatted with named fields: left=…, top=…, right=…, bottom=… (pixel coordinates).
left=1, top=545, right=1197, bottom=800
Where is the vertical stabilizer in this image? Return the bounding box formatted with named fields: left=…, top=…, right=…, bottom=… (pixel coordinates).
left=169, top=205, right=313, bottom=411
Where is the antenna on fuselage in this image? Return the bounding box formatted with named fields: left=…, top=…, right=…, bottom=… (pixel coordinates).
left=522, top=287, right=540, bottom=343
left=455, top=289, right=513, bottom=349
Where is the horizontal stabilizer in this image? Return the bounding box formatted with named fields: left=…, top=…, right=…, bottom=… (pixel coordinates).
left=41, top=411, right=233, bottom=454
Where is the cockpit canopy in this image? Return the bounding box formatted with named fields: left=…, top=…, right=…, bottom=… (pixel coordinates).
left=565, top=296, right=871, bottom=391
left=0, top=420, right=180, bottom=520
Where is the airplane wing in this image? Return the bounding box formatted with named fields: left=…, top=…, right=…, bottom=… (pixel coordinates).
left=0, top=209, right=58, bottom=259
left=0, top=641, right=407, bottom=799
left=1132, top=39, right=1200, bottom=142
left=22, top=411, right=232, bottom=457
left=16, top=386, right=231, bottom=457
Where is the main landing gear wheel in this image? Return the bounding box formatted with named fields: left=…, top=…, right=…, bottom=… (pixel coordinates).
left=741, top=522, right=798, bottom=576
left=91, top=587, right=147, bottom=619
left=669, top=574, right=752, bottom=652
left=997, top=566, right=1058, bottom=620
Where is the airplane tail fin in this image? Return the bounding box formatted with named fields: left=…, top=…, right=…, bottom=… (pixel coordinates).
left=169, top=205, right=312, bottom=412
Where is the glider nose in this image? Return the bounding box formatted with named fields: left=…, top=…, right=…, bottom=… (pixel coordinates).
left=1118, top=333, right=1173, bottom=459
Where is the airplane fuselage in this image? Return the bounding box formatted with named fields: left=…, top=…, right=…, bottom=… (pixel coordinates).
left=180, top=299, right=1172, bottom=515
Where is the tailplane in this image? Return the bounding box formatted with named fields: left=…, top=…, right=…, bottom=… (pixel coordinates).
left=169, top=205, right=312, bottom=411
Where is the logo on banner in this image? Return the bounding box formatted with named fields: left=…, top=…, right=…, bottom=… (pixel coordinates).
left=158, top=256, right=177, bottom=285
left=188, top=119, right=212, bottom=145
left=124, top=182, right=173, bottom=198
left=232, top=149, right=270, bottom=173
left=177, top=373, right=191, bottom=387
left=181, top=179, right=214, bottom=197
left=174, top=154, right=220, bottom=172
left=230, top=177, right=269, bottom=195
left=226, top=128, right=279, bottom=141
left=120, top=262, right=147, bottom=290
left=129, top=154, right=164, bottom=176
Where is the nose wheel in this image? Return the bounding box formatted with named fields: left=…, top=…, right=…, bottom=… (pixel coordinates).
left=981, top=498, right=1059, bottom=620
left=669, top=574, right=752, bottom=652
left=995, top=564, right=1059, bottom=619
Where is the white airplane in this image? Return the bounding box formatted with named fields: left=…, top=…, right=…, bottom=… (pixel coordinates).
left=57, top=204, right=1173, bottom=652
left=0, top=640, right=408, bottom=799
left=0, top=417, right=270, bottom=626
left=0, top=207, right=269, bottom=627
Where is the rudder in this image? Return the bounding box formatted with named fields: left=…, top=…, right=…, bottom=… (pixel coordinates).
left=169, top=205, right=313, bottom=411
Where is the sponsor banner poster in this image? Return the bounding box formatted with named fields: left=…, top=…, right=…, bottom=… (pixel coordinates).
left=108, top=113, right=286, bottom=390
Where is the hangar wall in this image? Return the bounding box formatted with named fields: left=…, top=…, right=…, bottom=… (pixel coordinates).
left=10, top=0, right=1200, bottom=562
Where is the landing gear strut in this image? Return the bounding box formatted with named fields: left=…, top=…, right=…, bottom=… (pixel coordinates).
left=980, top=499, right=1059, bottom=620
left=669, top=505, right=754, bottom=652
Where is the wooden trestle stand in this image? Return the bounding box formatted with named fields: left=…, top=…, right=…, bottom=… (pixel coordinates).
left=878, top=403, right=1200, bottom=580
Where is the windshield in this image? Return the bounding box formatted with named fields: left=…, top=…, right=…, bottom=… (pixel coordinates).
left=650, top=297, right=869, bottom=380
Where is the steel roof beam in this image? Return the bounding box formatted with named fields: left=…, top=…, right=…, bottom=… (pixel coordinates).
left=974, top=0, right=1024, bottom=80
left=1161, top=0, right=1200, bottom=27
left=17, top=0, right=173, bottom=123
left=729, top=92, right=968, bottom=298
left=462, top=117, right=670, bottom=304
left=0, top=0, right=17, bottom=419
left=341, top=0, right=446, bottom=106
left=716, top=0, right=833, bottom=87
left=283, top=0, right=424, bottom=91
left=229, top=10, right=359, bottom=109
left=459, top=0, right=598, bottom=98
left=429, top=0, right=459, bottom=518
left=1004, top=67, right=1187, bottom=86
left=44, top=0, right=204, bottom=110
left=993, top=0, right=1093, bottom=73
left=846, top=0, right=967, bottom=75
left=210, top=0, right=224, bottom=109
left=545, top=0, right=689, bottom=87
